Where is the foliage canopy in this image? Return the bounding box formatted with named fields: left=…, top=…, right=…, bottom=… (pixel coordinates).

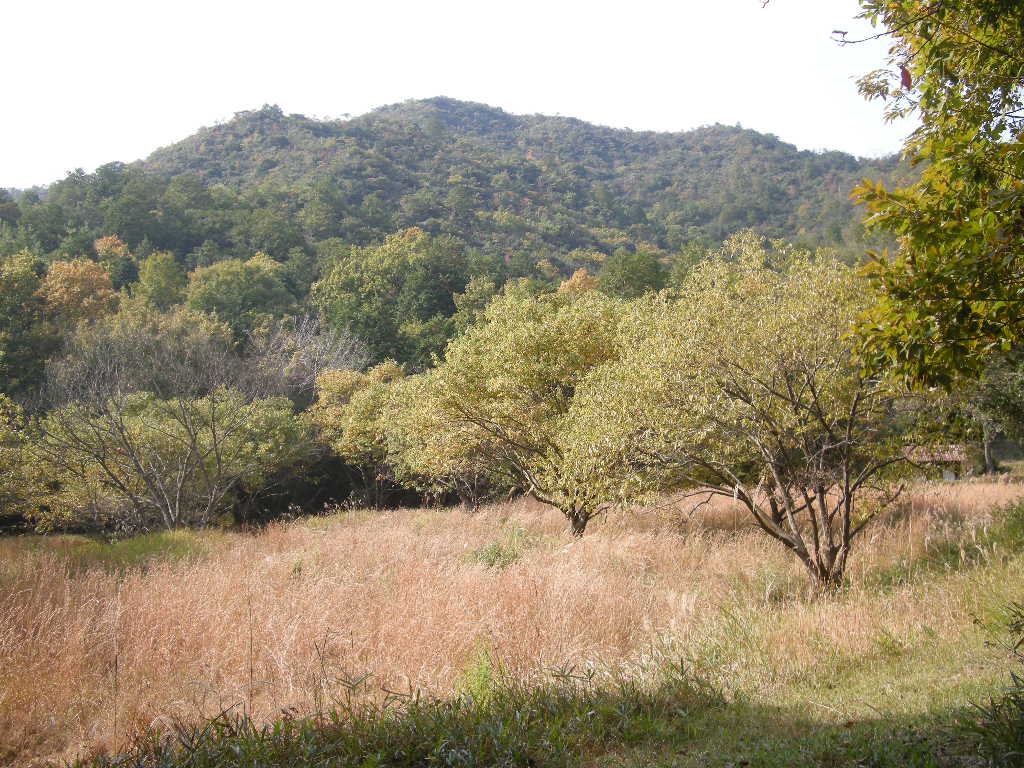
left=394, top=287, right=625, bottom=534
left=572, top=234, right=912, bottom=586
left=853, top=0, right=1024, bottom=385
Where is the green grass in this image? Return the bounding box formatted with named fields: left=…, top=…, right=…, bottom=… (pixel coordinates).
left=75, top=662, right=720, bottom=768
left=71, top=656, right=995, bottom=768
left=465, top=525, right=538, bottom=569
left=0, top=529, right=222, bottom=573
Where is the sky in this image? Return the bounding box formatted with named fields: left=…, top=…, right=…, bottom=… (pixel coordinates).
left=2, top=0, right=916, bottom=189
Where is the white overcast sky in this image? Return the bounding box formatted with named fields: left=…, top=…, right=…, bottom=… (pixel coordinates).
left=2, top=0, right=913, bottom=189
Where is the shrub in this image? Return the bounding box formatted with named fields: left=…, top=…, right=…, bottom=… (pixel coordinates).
left=962, top=601, right=1024, bottom=766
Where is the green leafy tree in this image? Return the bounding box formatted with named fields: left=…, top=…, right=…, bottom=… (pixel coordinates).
left=972, top=358, right=1024, bottom=443
left=94, top=235, right=138, bottom=290
left=451, top=276, right=500, bottom=335
left=310, top=361, right=405, bottom=506
left=187, top=253, right=295, bottom=339
left=852, top=0, right=1024, bottom=385
left=0, top=252, right=53, bottom=397
left=280, top=247, right=320, bottom=299
left=312, top=228, right=470, bottom=366
left=136, top=250, right=187, bottom=309
left=0, top=395, right=37, bottom=523
left=0, top=190, right=20, bottom=228
left=572, top=234, right=913, bottom=587
left=598, top=247, right=667, bottom=299
left=395, top=288, right=625, bottom=535
left=386, top=371, right=509, bottom=508
left=186, top=240, right=223, bottom=270
left=668, top=242, right=711, bottom=287
left=948, top=353, right=1024, bottom=474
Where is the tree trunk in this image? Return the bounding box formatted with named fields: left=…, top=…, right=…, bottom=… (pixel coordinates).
left=984, top=434, right=996, bottom=475
left=804, top=553, right=845, bottom=593
left=567, top=509, right=589, bottom=538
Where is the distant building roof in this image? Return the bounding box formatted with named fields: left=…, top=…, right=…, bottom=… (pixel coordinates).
left=905, top=444, right=969, bottom=464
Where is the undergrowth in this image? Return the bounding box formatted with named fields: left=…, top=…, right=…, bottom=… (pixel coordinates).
left=74, top=663, right=717, bottom=768
left=465, top=525, right=537, bottom=569
left=868, top=499, right=1024, bottom=591
left=962, top=601, right=1024, bottom=767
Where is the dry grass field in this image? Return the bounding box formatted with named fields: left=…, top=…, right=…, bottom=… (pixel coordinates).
left=2, top=480, right=1024, bottom=766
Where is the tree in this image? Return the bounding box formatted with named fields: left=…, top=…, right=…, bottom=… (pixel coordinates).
left=94, top=235, right=138, bottom=290
left=0, top=190, right=20, bottom=228
left=598, top=248, right=667, bottom=299
left=0, top=395, right=36, bottom=524
left=952, top=353, right=1024, bottom=473
left=45, top=306, right=236, bottom=399
left=31, top=389, right=312, bottom=532
left=38, top=259, right=120, bottom=325
left=136, top=250, right=186, bottom=309
left=247, top=315, right=369, bottom=409
left=312, top=228, right=470, bottom=366
left=31, top=310, right=318, bottom=532
left=43, top=304, right=365, bottom=409
left=572, top=233, right=912, bottom=588
left=395, top=288, right=625, bottom=535
left=310, top=361, right=405, bottom=506
left=852, top=0, right=1024, bottom=385
left=186, top=240, right=223, bottom=270
left=0, top=251, right=53, bottom=397
left=558, top=268, right=600, bottom=294
left=186, top=253, right=295, bottom=339
left=451, top=276, right=500, bottom=335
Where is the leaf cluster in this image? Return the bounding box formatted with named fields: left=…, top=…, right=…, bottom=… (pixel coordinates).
left=854, top=0, right=1024, bottom=385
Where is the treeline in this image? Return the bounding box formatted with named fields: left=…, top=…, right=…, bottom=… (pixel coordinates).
left=0, top=224, right=675, bottom=533
left=3, top=231, right=1021, bottom=589
left=0, top=227, right=675, bottom=397
left=2, top=98, right=913, bottom=275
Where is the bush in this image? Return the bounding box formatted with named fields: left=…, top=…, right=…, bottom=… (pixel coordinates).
left=465, top=525, right=537, bottom=569
left=962, top=601, right=1024, bottom=766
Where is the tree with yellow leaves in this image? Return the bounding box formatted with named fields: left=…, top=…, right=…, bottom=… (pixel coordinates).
left=572, top=233, right=914, bottom=587
left=393, top=288, right=625, bottom=535
left=310, top=361, right=406, bottom=506
left=38, top=259, right=120, bottom=324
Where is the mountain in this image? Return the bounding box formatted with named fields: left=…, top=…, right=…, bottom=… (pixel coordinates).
left=1, top=97, right=911, bottom=267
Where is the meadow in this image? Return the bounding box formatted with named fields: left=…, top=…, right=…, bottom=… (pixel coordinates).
left=2, top=481, right=1024, bottom=766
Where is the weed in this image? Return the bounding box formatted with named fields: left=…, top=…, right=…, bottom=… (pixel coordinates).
left=961, top=601, right=1024, bottom=767
left=465, top=524, right=536, bottom=569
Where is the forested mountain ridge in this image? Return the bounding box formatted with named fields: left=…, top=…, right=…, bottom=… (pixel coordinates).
left=143, top=97, right=909, bottom=254
left=2, top=97, right=911, bottom=266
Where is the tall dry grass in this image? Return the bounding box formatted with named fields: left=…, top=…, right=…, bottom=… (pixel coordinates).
left=0, top=481, right=1021, bottom=765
